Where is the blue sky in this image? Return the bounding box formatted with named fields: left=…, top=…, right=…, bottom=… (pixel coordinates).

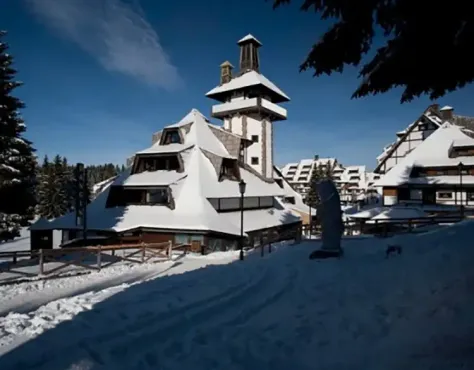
left=2, top=0, right=474, bottom=170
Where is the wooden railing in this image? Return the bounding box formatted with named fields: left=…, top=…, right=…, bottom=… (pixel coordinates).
left=0, top=241, right=186, bottom=279
left=302, top=215, right=464, bottom=238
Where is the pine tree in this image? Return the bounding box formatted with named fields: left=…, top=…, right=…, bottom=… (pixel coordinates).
left=306, top=164, right=323, bottom=209
left=0, top=31, right=37, bottom=233
left=52, top=155, right=69, bottom=215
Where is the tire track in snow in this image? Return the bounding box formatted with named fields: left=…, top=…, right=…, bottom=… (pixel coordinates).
left=76, top=263, right=272, bottom=366
left=144, top=265, right=298, bottom=368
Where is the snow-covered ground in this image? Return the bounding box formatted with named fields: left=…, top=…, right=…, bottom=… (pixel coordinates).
left=1, top=222, right=474, bottom=369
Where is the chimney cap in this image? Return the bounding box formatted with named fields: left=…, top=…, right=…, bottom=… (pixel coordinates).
left=237, top=34, right=262, bottom=46
left=220, top=61, right=234, bottom=68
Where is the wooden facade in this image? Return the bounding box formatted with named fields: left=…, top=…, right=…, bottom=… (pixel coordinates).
left=58, top=221, right=302, bottom=254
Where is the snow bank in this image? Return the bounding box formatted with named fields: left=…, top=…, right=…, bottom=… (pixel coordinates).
left=0, top=224, right=473, bottom=369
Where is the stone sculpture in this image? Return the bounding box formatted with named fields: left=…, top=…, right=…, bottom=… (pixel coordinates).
left=309, top=179, right=344, bottom=259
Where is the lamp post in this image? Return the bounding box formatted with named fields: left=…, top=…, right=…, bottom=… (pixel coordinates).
left=458, top=162, right=464, bottom=218
left=239, top=179, right=246, bottom=261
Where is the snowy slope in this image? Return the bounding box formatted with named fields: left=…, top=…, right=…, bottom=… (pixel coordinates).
left=1, top=223, right=474, bottom=369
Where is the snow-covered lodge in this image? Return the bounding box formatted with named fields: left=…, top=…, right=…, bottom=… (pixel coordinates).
left=375, top=122, right=474, bottom=207
left=375, top=104, right=474, bottom=174
left=31, top=34, right=304, bottom=251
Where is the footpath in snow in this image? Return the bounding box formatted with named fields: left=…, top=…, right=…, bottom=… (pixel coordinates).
left=1, top=223, right=474, bottom=369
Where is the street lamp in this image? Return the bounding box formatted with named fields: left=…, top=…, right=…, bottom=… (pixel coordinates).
left=458, top=162, right=464, bottom=218
left=239, top=179, right=246, bottom=260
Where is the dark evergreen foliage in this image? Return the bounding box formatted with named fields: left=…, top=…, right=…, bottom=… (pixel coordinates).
left=272, top=0, right=474, bottom=102
left=0, top=31, right=37, bottom=233
left=36, top=157, right=124, bottom=220
left=306, top=160, right=336, bottom=208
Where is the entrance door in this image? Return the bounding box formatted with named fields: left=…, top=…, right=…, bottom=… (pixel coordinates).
left=422, top=188, right=436, bottom=204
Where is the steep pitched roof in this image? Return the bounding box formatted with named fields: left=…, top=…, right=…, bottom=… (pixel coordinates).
left=375, top=123, right=474, bottom=187
left=374, top=111, right=444, bottom=173
left=43, top=110, right=294, bottom=236
left=137, top=109, right=231, bottom=158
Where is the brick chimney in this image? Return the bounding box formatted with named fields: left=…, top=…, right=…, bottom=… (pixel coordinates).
left=440, top=105, right=454, bottom=121
left=220, top=61, right=233, bottom=85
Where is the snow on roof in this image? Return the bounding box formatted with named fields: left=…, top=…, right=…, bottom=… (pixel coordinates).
left=120, top=171, right=186, bottom=187
left=30, top=217, right=54, bottom=230
left=137, top=110, right=232, bottom=158
left=237, top=34, right=262, bottom=46
left=206, top=70, right=290, bottom=102
left=44, top=110, right=293, bottom=236
left=218, top=199, right=300, bottom=232
left=347, top=206, right=385, bottom=219
left=440, top=105, right=454, bottom=111
left=273, top=166, right=316, bottom=216
left=368, top=207, right=429, bottom=223
left=92, top=177, right=116, bottom=194
left=375, top=123, right=474, bottom=187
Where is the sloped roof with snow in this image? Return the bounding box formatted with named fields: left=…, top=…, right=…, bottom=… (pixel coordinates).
left=41, top=109, right=297, bottom=236
left=137, top=109, right=231, bottom=158
left=238, top=34, right=262, bottom=46
left=273, top=166, right=316, bottom=216
left=206, top=70, right=290, bottom=102
left=375, top=123, right=474, bottom=187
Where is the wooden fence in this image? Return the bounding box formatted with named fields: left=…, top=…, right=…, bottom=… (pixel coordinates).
left=0, top=241, right=185, bottom=279
left=302, top=215, right=464, bottom=238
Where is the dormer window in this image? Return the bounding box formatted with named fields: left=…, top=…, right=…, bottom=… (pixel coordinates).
left=161, top=129, right=182, bottom=145
left=220, top=158, right=240, bottom=181
left=133, top=154, right=182, bottom=174
left=146, top=188, right=168, bottom=204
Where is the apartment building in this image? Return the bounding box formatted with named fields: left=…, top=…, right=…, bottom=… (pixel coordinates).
left=280, top=157, right=380, bottom=203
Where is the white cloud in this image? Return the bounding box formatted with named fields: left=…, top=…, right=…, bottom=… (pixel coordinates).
left=26, top=0, right=182, bottom=89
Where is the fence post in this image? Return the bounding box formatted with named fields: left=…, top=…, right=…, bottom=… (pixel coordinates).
left=13, top=252, right=17, bottom=265
left=39, top=249, right=44, bottom=276
left=168, top=240, right=172, bottom=259
left=97, top=246, right=102, bottom=270
left=268, top=242, right=272, bottom=254
left=141, top=244, right=146, bottom=263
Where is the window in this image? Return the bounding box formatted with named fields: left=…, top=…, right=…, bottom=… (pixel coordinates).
left=175, top=234, right=189, bottom=244
left=146, top=189, right=168, bottom=204
left=251, top=135, right=259, bottom=143
left=467, top=192, right=474, bottom=201
left=251, top=157, right=259, bottom=165
left=162, top=130, right=181, bottom=145
left=438, top=192, right=453, bottom=199
left=284, top=196, right=295, bottom=204
left=220, top=158, right=239, bottom=181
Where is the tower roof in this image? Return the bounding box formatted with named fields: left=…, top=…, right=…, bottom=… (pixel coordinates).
left=220, top=60, right=234, bottom=68
left=206, top=70, right=290, bottom=103
left=237, top=34, right=262, bottom=46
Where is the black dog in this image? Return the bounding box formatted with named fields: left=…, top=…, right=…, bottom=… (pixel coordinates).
left=386, top=244, right=402, bottom=258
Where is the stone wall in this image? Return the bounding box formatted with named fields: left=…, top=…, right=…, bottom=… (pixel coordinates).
left=208, top=125, right=242, bottom=157
left=201, top=149, right=223, bottom=176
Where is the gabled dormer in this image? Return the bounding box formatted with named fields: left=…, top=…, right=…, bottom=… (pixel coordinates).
left=219, top=158, right=241, bottom=182
left=160, top=128, right=184, bottom=145
left=131, top=153, right=184, bottom=174
left=106, top=185, right=174, bottom=209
